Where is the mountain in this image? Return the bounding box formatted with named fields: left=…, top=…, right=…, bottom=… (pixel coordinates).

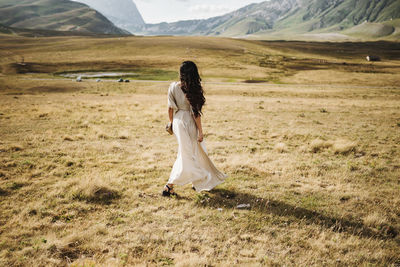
left=0, top=0, right=129, bottom=35
left=0, top=23, right=124, bottom=37
left=144, top=0, right=297, bottom=36
left=142, top=0, right=400, bottom=40
left=73, top=0, right=145, bottom=33
left=272, top=0, right=400, bottom=33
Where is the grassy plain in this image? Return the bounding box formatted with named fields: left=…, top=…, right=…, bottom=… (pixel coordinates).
left=0, top=35, right=400, bottom=266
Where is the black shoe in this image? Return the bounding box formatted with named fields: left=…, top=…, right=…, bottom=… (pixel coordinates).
left=192, top=186, right=196, bottom=191
left=162, top=185, right=177, bottom=197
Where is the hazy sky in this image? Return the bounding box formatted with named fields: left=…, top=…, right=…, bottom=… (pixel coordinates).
left=134, top=0, right=266, bottom=24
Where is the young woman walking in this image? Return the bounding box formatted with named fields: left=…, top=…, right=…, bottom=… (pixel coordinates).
left=163, top=61, right=226, bottom=197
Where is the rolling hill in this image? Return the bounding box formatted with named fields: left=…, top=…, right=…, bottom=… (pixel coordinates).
left=73, top=0, right=145, bottom=33
left=142, top=0, right=400, bottom=40
left=0, top=0, right=129, bottom=35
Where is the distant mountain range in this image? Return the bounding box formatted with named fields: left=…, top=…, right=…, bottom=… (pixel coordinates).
left=0, top=0, right=129, bottom=35
left=141, top=0, right=400, bottom=40
left=73, top=0, right=145, bottom=33
left=1, top=0, right=399, bottom=40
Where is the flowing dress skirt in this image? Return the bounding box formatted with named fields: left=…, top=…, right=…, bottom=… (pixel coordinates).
left=168, top=109, right=226, bottom=192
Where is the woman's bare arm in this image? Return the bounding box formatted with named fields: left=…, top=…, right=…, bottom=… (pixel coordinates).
left=194, top=115, right=204, bottom=142
left=168, top=108, right=174, bottom=123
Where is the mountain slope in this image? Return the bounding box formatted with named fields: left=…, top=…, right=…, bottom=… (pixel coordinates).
left=143, top=1, right=298, bottom=36
left=272, top=0, right=400, bottom=33
left=142, top=0, right=400, bottom=39
left=73, top=0, right=145, bottom=33
left=0, top=0, right=129, bottom=35
left=0, top=23, right=124, bottom=37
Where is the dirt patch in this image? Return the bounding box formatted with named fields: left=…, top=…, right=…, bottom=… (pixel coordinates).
left=260, top=41, right=400, bottom=60
left=26, top=86, right=80, bottom=94
left=259, top=56, right=399, bottom=75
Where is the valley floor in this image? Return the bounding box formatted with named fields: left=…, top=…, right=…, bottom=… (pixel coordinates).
left=0, top=36, right=399, bottom=266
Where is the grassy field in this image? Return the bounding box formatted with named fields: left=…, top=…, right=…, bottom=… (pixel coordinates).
left=0, top=35, right=400, bottom=266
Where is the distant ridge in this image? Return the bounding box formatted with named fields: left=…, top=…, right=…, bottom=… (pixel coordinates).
left=74, top=0, right=145, bottom=33
left=141, top=0, right=400, bottom=40
left=0, top=0, right=130, bottom=35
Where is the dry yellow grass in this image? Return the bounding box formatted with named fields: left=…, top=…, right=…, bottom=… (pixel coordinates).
left=0, top=36, right=400, bottom=266
left=1, top=80, right=399, bottom=266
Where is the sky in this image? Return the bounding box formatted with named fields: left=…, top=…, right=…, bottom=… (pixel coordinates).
left=134, top=0, right=266, bottom=24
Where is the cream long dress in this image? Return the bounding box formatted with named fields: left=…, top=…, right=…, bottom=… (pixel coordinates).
left=167, top=81, right=227, bottom=192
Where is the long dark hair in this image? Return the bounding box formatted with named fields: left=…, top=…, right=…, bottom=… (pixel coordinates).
left=180, top=61, right=205, bottom=118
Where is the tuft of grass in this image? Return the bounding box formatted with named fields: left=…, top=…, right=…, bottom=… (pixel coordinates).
left=333, top=139, right=357, bottom=155
left=80, top=121, right=90, bottom=128
left=274, top=142, right=287, bottom=153
left=63, top=136, right=74, bottom=141
left=38, top=113, right=48, bottom=118
left=194, top=193, right=211, bottom=204
left=97, top=132, right=110, bottom=139
left=310, top=139, right=333, bottom=153
left=75, top=134, right=85, bottom=140
left=0, top=187, right=8, bottom=196
left=71, top=176, right=120, bottom=204
left=8, top=182, right=24, bottom=190
left=9, top=144, right=23, bottom=151
left=347, top=161, right=359, bottom=171
left=66, top=161, right=74, bottom=167
left=70, top=259, right=96, bottom=267
left=156, top=257, right=174, bottom=266
left=118, top=130, right=130, bottom=140
left=363, top=212, right=389, bottom=228
left=47, top=233, right=92, bottom=262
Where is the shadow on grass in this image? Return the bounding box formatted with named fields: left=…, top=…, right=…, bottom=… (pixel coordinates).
left=0, top=187, right=8, bottom=196
left=198, top=188, right=398, bottom=242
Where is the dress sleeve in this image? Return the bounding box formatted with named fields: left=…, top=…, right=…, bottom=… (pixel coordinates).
left=167, top=82, right=178, bottom=110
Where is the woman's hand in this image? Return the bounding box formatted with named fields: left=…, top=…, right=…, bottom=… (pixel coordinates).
left=194, top=115, right=204, bottom=143
left=198, top=132, right=204, bottom=143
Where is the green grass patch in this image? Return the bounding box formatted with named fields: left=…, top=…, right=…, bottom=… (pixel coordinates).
left=132, top=68, right=177, bottom=81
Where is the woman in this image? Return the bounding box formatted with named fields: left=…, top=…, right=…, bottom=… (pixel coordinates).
left=163, top=61, right=226, bottom=197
